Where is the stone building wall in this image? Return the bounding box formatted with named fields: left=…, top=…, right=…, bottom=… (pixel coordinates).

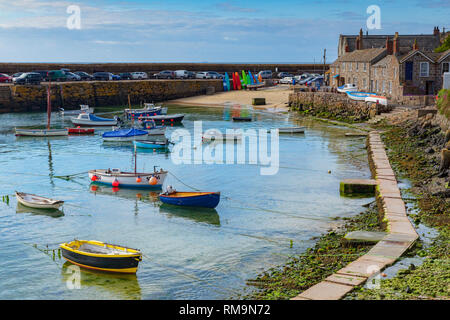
left=0, top=80, right=223, bottom=113
left=288, top=91, right=393, bottom=121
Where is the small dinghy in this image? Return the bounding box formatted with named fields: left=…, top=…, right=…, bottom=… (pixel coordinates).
left=15, top=191, right=64, bottom=209
left=337, top=83, right=358, bottom=93
left=139, top=114, right=185, bottom=125
left=133, top=140, right=169, bottom=149
left=59, top=105, right=94, bottom=116
left=346, top=91, right=377, bottom=101
left=71, top=113, right=118, bottom=127
left=202, top=129, right=242, bottom=142
left=141, top=119, right=167, bottom=136
left=232, top=116, right=252, bottom=122
left=159, top=190, right=221, bottom=209
left=275, top=127, right=305, bottom=134
left=67, top=127, right=95, bottom=135
left=365, top=95, right=388, bottom=106
left=102, top=128, right=149, bottom=142
left=60, top=240, right=142, bottom=274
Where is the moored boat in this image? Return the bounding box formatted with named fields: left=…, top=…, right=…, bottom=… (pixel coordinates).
left=346, top=91, right=377, bottom=101
left=15, top=128, right=68, bottom=137
left=365, top=95, right=388, bottom=106
left=133, top=140, right=169, bottom=149
left=59, top=105, right=94, bottom=116
left=67, top=127, right=95, bottom=135
left=139, top=114, right=184, bottom=125
left=202, top=129, right=242, bottom=141
left=89, top=168, right=167, bottom=189
left=159, top=191, right=221, bottom=208
left=337, top=83, right=358, bottom=93
left=275, top=127, right=305, bottom=134
left=71, top=113, right=118, bottom=127
left=60, top=240, right=142, bottom=274
left=15, top=191, right=64, bottom=209
left=141, top=119, right=167, bottom=136
left=102, top=128, right=149, bottom=142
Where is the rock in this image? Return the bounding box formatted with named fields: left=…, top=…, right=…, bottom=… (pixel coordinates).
left=445, top=129, right=450, bottom=143
left=439, top=148, right=450, bottom=172
left=425, top=147, right=435, bottom=154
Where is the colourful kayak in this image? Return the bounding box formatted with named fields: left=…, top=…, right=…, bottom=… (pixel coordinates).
left=159, top=192, right=221, bottom=208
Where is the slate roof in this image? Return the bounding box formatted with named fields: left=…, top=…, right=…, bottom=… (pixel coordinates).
left=331, top=48, right=386, bottom=66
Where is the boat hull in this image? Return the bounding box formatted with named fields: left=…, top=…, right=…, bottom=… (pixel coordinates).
left=68, top=128, right=95, bottom=134
left=140, top=114, right=184, bottom=125
left=159, top=192, right=221, bottom=208
left=232, top=117, right=252, bottom=122
left=15, top=128, right=68, bottom=137
left=276, top=127, right=305, bottom=134
left=89, top=169, right=167, bottom=189
left=134, top=141, right=169, bottom=149
left=60, top=108, right=94, bottom=116
left=60, top=241, right=141, bottom=274
left=365, top=96, right=388, bottom=106
left=71, top=119, right=117, bottom=126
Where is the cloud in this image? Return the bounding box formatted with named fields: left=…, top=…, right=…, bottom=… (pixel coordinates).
left=215, top=1, right=259, bottom=13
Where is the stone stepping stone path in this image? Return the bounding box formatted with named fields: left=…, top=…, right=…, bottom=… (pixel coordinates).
left=292, top=131, right=419, bottom=300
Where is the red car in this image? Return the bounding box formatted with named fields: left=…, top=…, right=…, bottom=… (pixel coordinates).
left=0, top=73, right=12, bottom=83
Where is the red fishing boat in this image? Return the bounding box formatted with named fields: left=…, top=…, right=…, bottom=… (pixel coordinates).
left=67, top=127, right=95, bottom=135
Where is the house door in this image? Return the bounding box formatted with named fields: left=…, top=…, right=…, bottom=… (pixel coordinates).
left=405, top=62, right=413, bottom=81
left=425, top=81, right=433, bottom=95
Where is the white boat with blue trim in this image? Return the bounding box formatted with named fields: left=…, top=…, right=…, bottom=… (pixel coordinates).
left=71, top=113, right=118, bottom=126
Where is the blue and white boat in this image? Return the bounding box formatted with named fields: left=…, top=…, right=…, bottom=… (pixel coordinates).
left=71, top=113, right=118, bottom=127
left=337, top=84, right=358, bottom=93
left=159, top=191, right=220, bottom=209
left=346, top=91, right=377, bottom=101
left=133, top=140, right=169, bottom=150
left=124, top=103, right=167, bottom=120
left=102, top=128, right=149, bottom=142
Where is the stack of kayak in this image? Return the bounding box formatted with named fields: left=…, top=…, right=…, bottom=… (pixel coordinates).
left=346, top=92, right=388, bottom=106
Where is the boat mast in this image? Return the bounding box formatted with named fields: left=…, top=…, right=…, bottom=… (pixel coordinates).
left=134, top=144, right=137, bottom=174
left=47, top=73, right=51, bottom=130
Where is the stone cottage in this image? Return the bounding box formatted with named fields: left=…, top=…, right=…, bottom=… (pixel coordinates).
left=330, top=29, right=450, bottom=103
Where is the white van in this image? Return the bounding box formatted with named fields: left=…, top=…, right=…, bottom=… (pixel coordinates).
left=131, top=72, right=148, bottom=80
left=257, top=70, right=272, bottom=79
left=175, top=70, right=189, bottom=79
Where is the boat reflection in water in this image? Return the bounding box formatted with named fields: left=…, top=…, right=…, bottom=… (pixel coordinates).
left=61, top=261, right=142, bottom=300
left=158, top=204, right=220, bottom=226
left=89, top=184, right=160, bottom=204
left=16, top=202, right=64, bottom=218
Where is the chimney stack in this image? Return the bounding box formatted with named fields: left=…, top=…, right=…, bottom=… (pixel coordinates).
left=386, top=37, right=393, bottom=55
left=413, top=38, right=419, bottom=50
left=434, top=26, right=440, bottom=36
left=393, top=32, right=399, bottom=56
left=359, top=28, right=364, bottom=50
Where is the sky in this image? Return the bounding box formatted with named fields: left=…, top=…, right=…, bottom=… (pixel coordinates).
left=0, top=0, right=448, bottom=63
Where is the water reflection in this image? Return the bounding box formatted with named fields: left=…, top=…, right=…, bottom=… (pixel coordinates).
left=159, top=204, right=220, bottom=226
left=16, top=202, right=64, bottom=218
left=61, top=262, right=142, bottom=300
left=89, top=184, right=160, bottom=204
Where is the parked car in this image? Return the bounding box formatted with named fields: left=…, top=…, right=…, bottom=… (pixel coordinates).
left=131, top=72, right=148, bottom=80
left=32, top=71, right=49, bottom=81
left=306, top=76, right=324, bottom=86
left=0, top=73, right=12, bottom=83
left=65, top=72, right=81, bottom=81
left=154, top=70, right=175, bottom=79
left=299, top=76, right=315, bottom=85
left=13, top=72, right=42, bottom=85
left=277, top=72, right=293, bottom=78
left=47, top=70, right=67, bottom=82
left=60, top=68, right=71, bottom=73
left=93, top=72, right=113, bottom=81
left=196, top=72, right=212, bottom=79
left=207, top=71, right=223, bottom=79
left=119, top=72, right=133, bottom=80
left=279, top=76, right=294, bottom=84
left=111, top=74, right=121, bottom=80
left=175, top=70, right=189, bottom=79
left=187, top=71, right=196, bottom=79
left=74, top=71, right=93, bottom=81
left=257, top=70, right=273, bottom=79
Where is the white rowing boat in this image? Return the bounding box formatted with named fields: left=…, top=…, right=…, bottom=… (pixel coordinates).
left=89, top=168, right=168, bottom=189
left=15, top=128, right=68, bottom=137
left=365, top=95, right=388, bottom=106
left=15, top=191, right=64, bottom=209
left=71, top=113, right=118, bottom=126
left=202, top=129, right=242, bottom=142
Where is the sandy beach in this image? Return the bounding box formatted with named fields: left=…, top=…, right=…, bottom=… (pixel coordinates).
left=167, top=84, right=291, bottom=112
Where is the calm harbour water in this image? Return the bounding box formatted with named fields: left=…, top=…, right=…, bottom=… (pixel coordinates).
left=0, top=105, right=372, bottom=299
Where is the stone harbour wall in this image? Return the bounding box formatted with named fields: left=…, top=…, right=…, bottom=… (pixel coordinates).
left=289, top=91, right=393, bottom=122
left=0, top=80, right=223, bottom=113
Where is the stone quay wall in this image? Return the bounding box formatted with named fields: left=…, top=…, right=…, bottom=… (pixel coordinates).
left=289, top=91, right=393, bottom=122
left=0, top=80, right=223, bottom=113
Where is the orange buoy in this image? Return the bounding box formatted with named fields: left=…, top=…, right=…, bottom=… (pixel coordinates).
left=136, top=176, right=142, bottom=183
left=112, top=179, right=119, bottom=187
left=91, top=175, right=98, bottom=181
left=149, top=176, right=158, bottom=185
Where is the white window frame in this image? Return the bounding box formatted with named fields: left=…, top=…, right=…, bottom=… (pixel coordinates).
left=374, top=68, right=377, bottom=77
left=420, top=62, right=429, bottom=77
left=364, top=63, right=367, bottom=72
left=389, top=81, right=392, bottom=94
